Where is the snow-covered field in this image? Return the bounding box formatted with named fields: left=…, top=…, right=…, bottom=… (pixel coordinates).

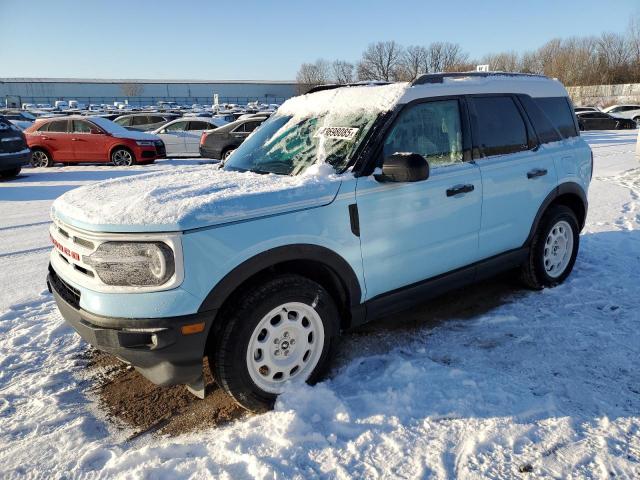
left=1, top=134, right=639, bottom=479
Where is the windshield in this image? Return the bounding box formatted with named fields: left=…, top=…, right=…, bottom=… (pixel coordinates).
left=223, top=110, right=380, bottom=176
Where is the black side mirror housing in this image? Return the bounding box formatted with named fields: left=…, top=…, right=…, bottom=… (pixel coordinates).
left=374, top=153, right=429, bottom=183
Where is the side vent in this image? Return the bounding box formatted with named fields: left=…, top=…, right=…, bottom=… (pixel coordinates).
left=348, top=204, right=360, bottom=237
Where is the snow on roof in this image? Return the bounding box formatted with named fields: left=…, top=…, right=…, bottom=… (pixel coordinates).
left=278, top=83, right=409, bottom=119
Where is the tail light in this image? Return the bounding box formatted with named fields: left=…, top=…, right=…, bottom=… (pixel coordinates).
left=200, top=132, right=207, bottom=146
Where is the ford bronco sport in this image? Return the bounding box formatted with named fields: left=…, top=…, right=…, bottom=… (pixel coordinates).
left=47, top=73, right=592, bottom=412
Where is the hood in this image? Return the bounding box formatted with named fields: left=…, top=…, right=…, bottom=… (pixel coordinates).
left=116, top=130, right=160, bottom=141
left=51, top=164, right=343, bottom=233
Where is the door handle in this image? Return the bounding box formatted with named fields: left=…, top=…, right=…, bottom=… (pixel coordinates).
left=527, top=168, right=547, bottom=179
left=71, top=138, right=79, bottom=141
left=41, top=136, right=50, bottom=140
left=446, top=184, right=475, bottom=197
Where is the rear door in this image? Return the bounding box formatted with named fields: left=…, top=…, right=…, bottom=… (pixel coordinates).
left=39, top=119, right=73, bottom=161
left=469, top=95, right=557, bottom=259
left=184, top=121, right=211, bottom=154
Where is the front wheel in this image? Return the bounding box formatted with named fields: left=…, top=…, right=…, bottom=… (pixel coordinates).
left=520, top=205, right=579, bottom=289
left=111, top=148, right=135, bottom=166
left=210, top=274, right=339, bottom=412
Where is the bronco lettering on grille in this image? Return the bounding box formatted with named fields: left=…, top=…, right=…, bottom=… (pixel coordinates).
left=50, top=234, right=80, bottom=261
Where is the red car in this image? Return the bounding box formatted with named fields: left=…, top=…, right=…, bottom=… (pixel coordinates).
left=24, top=115, right=166, bottom=167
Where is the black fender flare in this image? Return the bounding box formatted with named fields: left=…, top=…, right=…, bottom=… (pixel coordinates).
left=197, top=244, right=362, bottom=314
left=524, top=182, right=588, bottom=247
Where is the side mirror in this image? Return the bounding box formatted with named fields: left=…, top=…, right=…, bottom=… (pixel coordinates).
left=374, top=152, right=429, bottom=183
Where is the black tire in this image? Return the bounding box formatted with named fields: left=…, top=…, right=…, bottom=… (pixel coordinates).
left=111, top=147, right=135, bottom=166
left=209, top=274, right=340, bottom=412
left=520, top=205, right=580, bottom=289
left=221, top=148, right=235, bottom=161
left=31, top=148, right=53, bottom=168
left=0, top=167, right=21, bottom=178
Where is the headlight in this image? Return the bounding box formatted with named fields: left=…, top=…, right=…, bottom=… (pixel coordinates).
left=136, top=140, right=154, bottom=146
left=84, top=242, right=175, bottom=286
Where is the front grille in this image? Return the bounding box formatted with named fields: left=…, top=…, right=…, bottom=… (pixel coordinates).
left=49, top=265, right=81, bottom=309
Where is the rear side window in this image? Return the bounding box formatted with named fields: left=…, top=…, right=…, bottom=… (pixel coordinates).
left=132, top=116, right=149, bottom=126
left=518, top=95, right=562, bottom=144
left=114, top=117, right=131, bottom=126
left=188, top=121, right=209, bottom=130
left=72, top=120, right=93, bottom=133
left=47, top=120, right=68, bottom=133
left=534, top=97, right=577, bottom=138
left=471, top=96, right=528, bottom=157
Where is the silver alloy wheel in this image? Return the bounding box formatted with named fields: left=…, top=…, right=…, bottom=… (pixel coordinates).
left=246, top=302, right=325, bottom=394
left=112, top=149, right=133, bottom=166
left=543, top=220, right=574, bottom=278
left=31, top=150, right=49, bottom=167
left=223, top=149, right=235, bottom=160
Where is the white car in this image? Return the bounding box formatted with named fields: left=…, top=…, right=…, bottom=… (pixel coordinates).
left=152, top=117, right=228, bottom=156
left=603, top=105, right=640, bottom=125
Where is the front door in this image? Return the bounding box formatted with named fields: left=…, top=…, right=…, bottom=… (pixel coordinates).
left=160, top=120, right=189, bottom=155
left=70, top=119, right=112, bottom=162
left=356, top=98, right=483, bottom=300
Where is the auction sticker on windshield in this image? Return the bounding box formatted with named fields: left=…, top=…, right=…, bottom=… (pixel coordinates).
left=315, top=126, right=359, bottom=140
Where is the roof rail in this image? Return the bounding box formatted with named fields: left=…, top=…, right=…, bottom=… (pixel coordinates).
left=306, top=81, right=391, bottom=94
left=411, top=71, right=549, bottom=86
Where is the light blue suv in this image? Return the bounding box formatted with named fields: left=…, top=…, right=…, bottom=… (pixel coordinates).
left=47, top=73, right=592, bottom=412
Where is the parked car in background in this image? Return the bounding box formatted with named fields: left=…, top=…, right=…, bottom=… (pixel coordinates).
left=200, top=116, right=268, bottom=160
left=574, top=106, right=599, bottom=113
left=114, top=113, right=180, bottom=132
left=152, top=117, right=228, bottom=156
left=576, top=111, right=636, bottom=130
left=0, top=110, right=36, bottom=130
left=24, top=115, right=165, bottom=167
left=0, top=115, right=30, bottom=178
left=602, top=104, right=640, bottom=126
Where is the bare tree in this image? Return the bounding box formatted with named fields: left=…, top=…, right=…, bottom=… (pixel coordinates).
left=332, top=60, right=355, bottom=84
left=481, top=52, right=520, bottom=72
left=120, top=83, right=143, bottom=97
left=426, top=42, right=470, bottom=72
left=398, top=45, right=429, bottom=81
left=295, top=59, right=331, bottom=94
left=357, top=41, right=405, bottom=81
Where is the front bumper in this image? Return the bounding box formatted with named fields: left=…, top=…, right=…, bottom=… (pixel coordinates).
left=47, top=266, right=215, bottom=386
left=0, top=148, right=30, bottom=170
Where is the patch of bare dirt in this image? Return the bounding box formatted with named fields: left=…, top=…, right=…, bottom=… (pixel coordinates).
left=86, top=352, right=246, bottom=438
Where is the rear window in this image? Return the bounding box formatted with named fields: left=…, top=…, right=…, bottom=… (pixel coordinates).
left=47, top=120, right=68, bottom=133
left=534, top=97, right=578, bottom=138
left=471, top=96, right=529, bottom=157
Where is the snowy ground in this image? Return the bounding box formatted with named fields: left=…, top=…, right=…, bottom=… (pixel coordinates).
left=1, top=134, right=639, bottom=479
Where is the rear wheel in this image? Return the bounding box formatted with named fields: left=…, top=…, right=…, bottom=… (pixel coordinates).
left=209, top=274, right=339, bottom=412
left=221, top=148, right=235, bottom=161
left=111, top=148, right=135, bottom=166
left=520, top=205, right=579, bottom=289
left=31, top=149, right=53, bottom=168
left=0, top=167, right=21, bottom=178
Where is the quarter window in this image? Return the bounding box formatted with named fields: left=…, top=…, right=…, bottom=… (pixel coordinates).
left=382, top=99, right=464, bottom=168
left=534, top=97, right=578, bottom=138
left=472, top=96, right=528, bottom=157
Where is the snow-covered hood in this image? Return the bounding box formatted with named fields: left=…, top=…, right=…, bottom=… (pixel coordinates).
left=51, top=164, right=343, bottom=233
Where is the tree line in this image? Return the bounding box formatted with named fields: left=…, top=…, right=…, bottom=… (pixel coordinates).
left=296, top=14, right=640, bottom=94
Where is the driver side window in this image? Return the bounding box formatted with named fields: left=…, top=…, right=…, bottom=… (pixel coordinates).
left=383, top=100, right=464, bottom=168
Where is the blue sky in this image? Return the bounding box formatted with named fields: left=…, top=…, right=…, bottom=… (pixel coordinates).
left=1, top=0, right=638, bottom=80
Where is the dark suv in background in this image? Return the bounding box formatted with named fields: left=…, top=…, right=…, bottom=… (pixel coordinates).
left=0, top=115, right=30, bottom=178
left=199, top=116, right=268, bottom=160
